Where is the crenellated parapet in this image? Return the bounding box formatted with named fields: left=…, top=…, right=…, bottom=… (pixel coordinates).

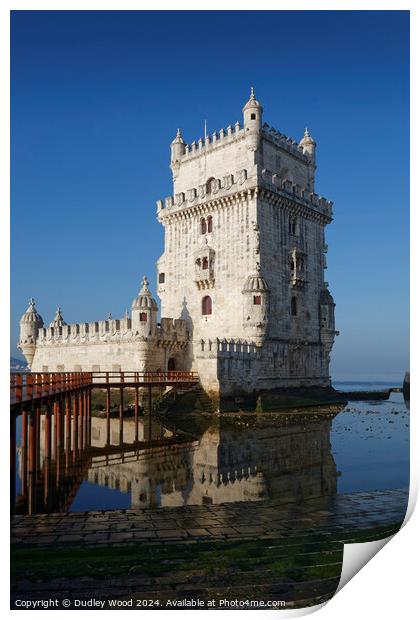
left=262, top=123, right=309, bottom=162
left=157, top=168, right=249, bottom=219
left=197, top=338, right=260, bottom=357
left=259, top=168, right=333, bottom=220
left=157, top=317, right=189, bottom=348
left=157, top=166, right=333, bottom=223
left=34, top=315, right=189, bottom=348
left=180, top=121, right=245, bottom=162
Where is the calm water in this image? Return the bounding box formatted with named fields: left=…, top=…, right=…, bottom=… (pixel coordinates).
left=14, top=383, right=409, bottom=514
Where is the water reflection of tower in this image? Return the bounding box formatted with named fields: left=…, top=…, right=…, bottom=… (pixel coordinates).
left=87, top=411, right=340, bottom=509
left=186, top=416, right=338, bottom=506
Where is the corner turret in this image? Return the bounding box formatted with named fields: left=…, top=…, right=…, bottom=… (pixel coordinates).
left=319, top=284, right=338, bottom=378
left=131, top=275, right=158, bottom=338
left=18, top=298, right=44, bottom=367
left=242, top=266, right=270, bottom=346
left=170, top=128, right=186, bottom=178
left=299, top=128, right=317, bottom=191
left=243, top=87, right=263, bottom=152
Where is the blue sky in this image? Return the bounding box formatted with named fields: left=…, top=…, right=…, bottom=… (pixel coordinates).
left=10, top=10, right=409, bottom=381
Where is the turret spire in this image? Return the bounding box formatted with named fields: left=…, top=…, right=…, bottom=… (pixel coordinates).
left=141, top=275, right=150, bottom=293
left=172, top=128, right=185, bottom=144
left=49, top=306, right=67, bottom=328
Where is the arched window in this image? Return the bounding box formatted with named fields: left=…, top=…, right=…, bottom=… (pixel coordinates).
left=207, top=216, right=213, bottom=233
left=289, top=217, right=298, bottom=236
left=139, top=312, right=147, bottom=322
left=202, top=256, right=209, bottom=270
left=291, top=297, right=297, bottom=316
left=202, top=295, right=212, bottom=316
left=200, top=217, right=207, bottom=234
left=206, top=177, right=215, bottom=194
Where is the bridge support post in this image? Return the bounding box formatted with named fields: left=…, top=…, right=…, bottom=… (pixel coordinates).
left=10, top=413, right=16, bottom=514
left=21, top=410, right=28, bottom=498
left=65, top=395, right=71, bottom=473
left=79, top=390, right=85, bottom=451
left=87, top=388, right=91, bottom=446
left=44, top=403, right=52, bottom=505
left=106, top=387, right=111, bottom=446
left=148, top=385, right=152, bottom=442
left=65, top=395, right=71, bottom=449
left=134, top=386, right=139, bottom=442
left=45, top=403, right=52, bottom=460
left=73, top=391, right=78, bottom=462
left=35, top=405, right=41, bottom=482
left=53, top=400, right=58, bottom=460
left=119, top=388, right=124, bottom=445
left=56, top=397, right=63, bottom=450
left=60, top=396, right=65, bottom=448
left=28, top=408, right=37, bottom=516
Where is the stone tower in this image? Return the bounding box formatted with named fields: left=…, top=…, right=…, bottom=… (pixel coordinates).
left=156, top=88, right=338, bottom=401
left=17, top=89, right=337, bottom=408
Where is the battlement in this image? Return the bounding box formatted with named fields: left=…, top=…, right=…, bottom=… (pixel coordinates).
left=157, top=168, right=250, bottom=217
left=177, top=121, right=310, bottom=165
left=36, top=315, right=189, bottom=347
left=180, top=121, right=245, bottom=162
left=261, top=123, right=308, bottom=162
left=156, top=166, right=332, bottom=219
left=158, top=317, right=189, bottom=342
left=197, top=338, right=260, bottom=357
left=259, top=168, right=333, bottom=216
left=37, top=316, right=132, bottom=344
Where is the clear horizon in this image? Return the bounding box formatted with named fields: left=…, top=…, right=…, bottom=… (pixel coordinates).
left=10, top=10, right=410, bottom=380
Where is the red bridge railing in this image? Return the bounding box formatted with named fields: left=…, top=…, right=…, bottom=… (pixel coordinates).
left=10, top=370, right=199, bottom=406
left=91, top=371, right=199, bottom=384
left=10, top=372, right=92, bottom=405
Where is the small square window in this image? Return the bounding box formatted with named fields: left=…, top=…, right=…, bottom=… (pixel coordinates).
left=253, top=295, right=262, bottom=305
left=251, top=113, right=256, bottom=120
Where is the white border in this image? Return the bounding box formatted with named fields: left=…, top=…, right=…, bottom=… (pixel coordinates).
left=1, top=2, right=416, bottom=619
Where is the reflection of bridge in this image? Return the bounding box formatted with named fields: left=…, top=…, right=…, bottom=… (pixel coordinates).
left=15, top=420, right=197, bottom=515
left=11, top=371, right=199, bottom=514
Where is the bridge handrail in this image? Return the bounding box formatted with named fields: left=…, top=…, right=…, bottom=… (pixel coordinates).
left=10, top=372, right=92, bottom=404
left=10, top=370, right=199, bottom=405
left=91, top=370, right=199, bottom=383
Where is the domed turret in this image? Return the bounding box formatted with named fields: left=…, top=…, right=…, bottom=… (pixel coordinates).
left=131, top=275, right=158, bottom=337
left=18, top=298, right=44, bottom=367
left=299, top=128, right=317, bottom=191
left=243, top=87, right=263, bottom=152
left=170, top=128, right=186, bottom=177
left=299, top=127, right=316, bottom=159
left=49, top=307, right=67, bottom=328
left=242, top=265, right=270, bottom=345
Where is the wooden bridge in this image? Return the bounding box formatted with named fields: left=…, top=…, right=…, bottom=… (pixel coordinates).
left=10, top=371, right=199, bottom=408
left=10, top=371, right=199, bottom=515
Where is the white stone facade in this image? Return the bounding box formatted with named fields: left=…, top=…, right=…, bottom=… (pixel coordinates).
left=18, top=89, right=338, bottom=401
